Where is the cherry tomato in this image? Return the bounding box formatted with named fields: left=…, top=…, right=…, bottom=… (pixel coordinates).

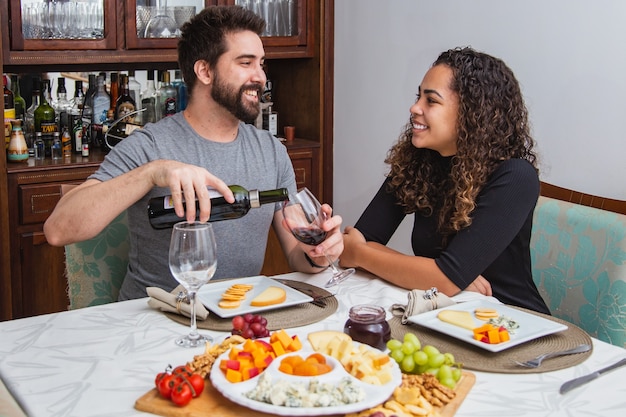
left=172, top=365, right=193, bottom=377
left=170, top=378, right=193, bottom=406
left=157, top=374, right=175, bottom=399
left=188, top=373, right=205, bottom=398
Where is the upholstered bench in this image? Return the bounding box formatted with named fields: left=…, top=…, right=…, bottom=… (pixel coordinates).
left=531, top=196, right=626, bottom=348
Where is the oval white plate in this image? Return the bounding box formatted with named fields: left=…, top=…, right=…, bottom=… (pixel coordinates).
left=209, top=337, right=401, bottom=416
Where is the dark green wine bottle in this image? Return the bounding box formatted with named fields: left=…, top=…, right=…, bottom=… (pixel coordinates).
left=147, top=185, right=289, bottom=229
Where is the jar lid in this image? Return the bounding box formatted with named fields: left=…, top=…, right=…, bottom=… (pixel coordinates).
left=348, top=304, right=386, bottom=323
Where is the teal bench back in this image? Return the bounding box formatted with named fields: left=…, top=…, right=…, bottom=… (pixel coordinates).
left=531, top=196, right=626, bottom=348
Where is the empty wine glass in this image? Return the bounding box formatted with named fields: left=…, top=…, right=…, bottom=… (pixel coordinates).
left=168, top=221, right=217, bottom=347
left=282, top=188, right=355, bottom=288
left=144, top=0, right=178, bottom=38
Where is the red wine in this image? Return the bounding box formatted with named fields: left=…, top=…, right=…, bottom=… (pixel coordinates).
left=291, top=227, right=327, bottom=245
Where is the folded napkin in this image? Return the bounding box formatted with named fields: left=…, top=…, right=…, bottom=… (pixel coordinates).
left=391, top=287, right=456, bottom=324
left=147, top=285, right=209, bottom=320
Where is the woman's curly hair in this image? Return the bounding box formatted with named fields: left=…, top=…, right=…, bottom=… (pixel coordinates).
left=385, top=47, right=538, bottom=240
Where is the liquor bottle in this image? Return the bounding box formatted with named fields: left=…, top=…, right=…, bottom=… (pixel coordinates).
left=24, top=78, right=41, bottom=151
left=108, top=72, right=119, bottom=118
left=3, top=74, right=15, bottom=149
left=81, top=74, right=96, bottom=149
left=34, top=79, right=56, bottom=157
left=72, top=80, right=85, bottom=111
left=147, top=185, right=289, bottom=229
left=10, top=74, right=26, bottom=122
left=61, top=127, right=72, bottom=158
left=262, top=105, right=278, bottom=136
left=72, top=110, right=84, bottom=154
left=3, top=74, right=15, bottom=119
left=158, top=71, right=177, bottom=118
left=51, top=131, right=62, bottom=160
left=7, top=119, right=29, bottom=162
left=91, top=74, right=110, bottom=149
left=115, top=74, right=137, bottom=123
left=140, top=69, right=158, bottom=124
left=33, top=132, right=45, bottom=159
left=127, top=70, right=142, bottom=122
left=172, top=69, right=187, bottom=112
left=54, top=77, right=71, bottom=131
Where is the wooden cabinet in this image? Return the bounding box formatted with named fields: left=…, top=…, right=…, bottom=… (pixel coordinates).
left=1, top=0, right=314, bottom=67
left=6, top=153, right=104, bottom=319
left=1, top=0, right=334, bottom=320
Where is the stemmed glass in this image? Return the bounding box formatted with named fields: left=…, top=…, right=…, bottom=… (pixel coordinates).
left=168, top=221, right=217, bottom=348
left=282, top=188, right=355, bottom=288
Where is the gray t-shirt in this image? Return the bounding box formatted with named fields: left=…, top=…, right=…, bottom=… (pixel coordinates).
left=90, top=112, right=296, bottom=300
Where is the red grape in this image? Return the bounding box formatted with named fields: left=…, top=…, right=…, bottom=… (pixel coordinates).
left=243, top=313, right=254, bottom=323
left=231, top=315, right=245, bottom=331
left=241, top=328, right=255, bottom=339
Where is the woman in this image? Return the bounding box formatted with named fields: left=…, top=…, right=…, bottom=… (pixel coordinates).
left=340, top=47, right=550, bottom=314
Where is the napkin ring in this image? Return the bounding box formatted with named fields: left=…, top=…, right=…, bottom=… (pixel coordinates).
left=422, top=287, right=438, bottom=300
left=175, top=291, right=189, bottom=313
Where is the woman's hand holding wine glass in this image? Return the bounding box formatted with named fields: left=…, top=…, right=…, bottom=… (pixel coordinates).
left=282, top=188, right=355, bottom=288
left=168, top=221, right=217, bottom=348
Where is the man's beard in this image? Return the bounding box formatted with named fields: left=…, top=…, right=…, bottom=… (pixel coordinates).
left=211, top=74, right=262, bottom=124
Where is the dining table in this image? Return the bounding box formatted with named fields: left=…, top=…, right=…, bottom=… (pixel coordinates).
left=0, top=269, right=625, bottom=417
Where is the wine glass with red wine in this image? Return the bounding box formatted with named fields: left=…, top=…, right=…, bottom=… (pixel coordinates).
left=282, top=188, right=355, bottom=287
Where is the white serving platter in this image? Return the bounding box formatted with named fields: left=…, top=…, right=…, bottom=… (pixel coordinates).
left=209, top=337, right=402, bottom=416
left=197, top=276, right=313, bottom=318
left=407, top=300, right=568, bottom=352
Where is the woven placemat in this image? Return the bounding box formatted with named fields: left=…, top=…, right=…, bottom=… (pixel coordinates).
left=390, top=306, right=593, bottom=374
left=164, top=280, right=338, bottom=331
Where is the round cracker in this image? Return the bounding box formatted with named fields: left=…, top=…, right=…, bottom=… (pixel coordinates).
left=218, top=300, right=241, bottom=309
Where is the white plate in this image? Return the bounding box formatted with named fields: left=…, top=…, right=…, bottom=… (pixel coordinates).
left=197, top=276, right=313, bottom=318
left=407, top=300, right=568, bottom=352
left=209, top=337, right=402, bottom=416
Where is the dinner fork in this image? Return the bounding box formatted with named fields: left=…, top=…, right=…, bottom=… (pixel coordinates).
left=513, top=343, right=591, bottom=368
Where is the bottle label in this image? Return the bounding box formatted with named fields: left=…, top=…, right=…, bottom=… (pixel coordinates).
left=82, top=143, right=89, bottom=156
left=163, top=188, right=222, bottom=209
left=163, top=98, right=177, bottom=117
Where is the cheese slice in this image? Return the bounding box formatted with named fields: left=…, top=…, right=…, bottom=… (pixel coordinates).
left=307, top=330, right=352, bottom=351
left=250, top=286, right=286, bottom=306
left=437, top=310, right=476, bottom=330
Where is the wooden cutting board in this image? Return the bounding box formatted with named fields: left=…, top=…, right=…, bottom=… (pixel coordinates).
left=134, top=371, right=475, bottom=417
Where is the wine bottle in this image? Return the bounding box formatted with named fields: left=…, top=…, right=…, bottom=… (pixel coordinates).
left=147, top=185, right=289, bottom=229
left=10, top=74, right=26, bottom=122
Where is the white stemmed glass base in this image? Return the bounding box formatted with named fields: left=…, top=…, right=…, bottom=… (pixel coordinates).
left=324, top=256, right=355, bottom=288
left=175, top=290, right=211, bottom=348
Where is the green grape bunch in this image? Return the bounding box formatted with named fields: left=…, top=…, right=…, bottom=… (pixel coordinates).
left=386, top=333, right=463, bottom=389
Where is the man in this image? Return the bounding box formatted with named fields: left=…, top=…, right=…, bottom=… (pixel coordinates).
left=44, top=6, right=344, bottom=300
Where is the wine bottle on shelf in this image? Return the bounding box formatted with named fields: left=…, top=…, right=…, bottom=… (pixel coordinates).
left=34, top=79, right=56, bottom=157
left=10, top=74, right=26, bottom=122
left=147, top=185, right=289, bottom=229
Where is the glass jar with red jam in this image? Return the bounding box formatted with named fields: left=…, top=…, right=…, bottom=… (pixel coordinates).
left=343, top=304, right=391, bottom=350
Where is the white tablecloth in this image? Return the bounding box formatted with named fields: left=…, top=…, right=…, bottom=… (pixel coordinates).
left=1, top=270, right=625, bottom=416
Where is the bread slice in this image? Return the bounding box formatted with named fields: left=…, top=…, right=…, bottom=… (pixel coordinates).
left=250, top=286, right=287, bottom=306
left=437, top=310, right=476, bottom=330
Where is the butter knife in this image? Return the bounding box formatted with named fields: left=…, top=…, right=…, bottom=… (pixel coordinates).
left=559, top=357, right=626, bottom=394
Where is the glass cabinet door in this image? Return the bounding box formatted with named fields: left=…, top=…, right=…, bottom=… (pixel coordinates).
left=11, top=0, right=117, bottom=50
left=231, top=0, right=309, bottom=49
left=126, top=0, right=207, bottom=49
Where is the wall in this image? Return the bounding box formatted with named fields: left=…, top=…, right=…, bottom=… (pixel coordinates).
left=334, top=0, right=626, bottom=253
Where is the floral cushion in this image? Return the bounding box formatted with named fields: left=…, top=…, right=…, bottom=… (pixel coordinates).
left=531, top=196, right=626, bottom=348
left=65, top=211, right=129, bottom=310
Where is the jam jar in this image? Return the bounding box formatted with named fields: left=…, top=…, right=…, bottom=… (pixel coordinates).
left=343, top=304, right=391, bottom=350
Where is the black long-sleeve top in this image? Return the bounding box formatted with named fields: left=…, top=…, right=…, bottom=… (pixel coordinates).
left=355, top=158, right=550, bottom=314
